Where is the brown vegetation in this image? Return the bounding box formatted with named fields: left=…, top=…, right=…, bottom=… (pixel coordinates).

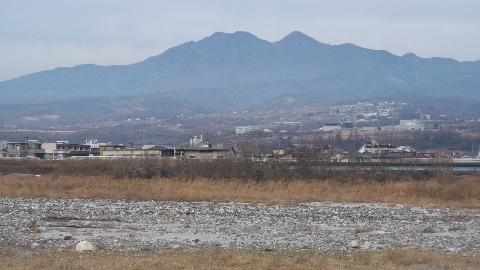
left=0, top=158, right=449, bottom=181
left=1, top=159, right=479, bottom=208
left=1, top=248, right=479, bottom=270
left=1, top=172, right=479, bottom=208
left=0, top=158, right=480, bottom=208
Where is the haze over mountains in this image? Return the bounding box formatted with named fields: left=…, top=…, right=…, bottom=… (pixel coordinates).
left=2, top=31, right=480, bottom=121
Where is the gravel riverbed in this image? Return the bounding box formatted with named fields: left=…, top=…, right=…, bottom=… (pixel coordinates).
left=1, top=198, right=479, bottom=253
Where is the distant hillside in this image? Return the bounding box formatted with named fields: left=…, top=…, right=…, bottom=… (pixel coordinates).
left=1, top=31, right=480, bottom=119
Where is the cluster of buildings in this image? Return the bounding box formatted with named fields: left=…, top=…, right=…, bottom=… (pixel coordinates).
left=1, top=135, right=476, bottom=163
left=357, top=140, right=474, bottom=161
left=236, top=118, right=439, bottom=135
left=315, top=122, right=354, bottom=132
left=0, top=137, right=235, bottom=160
left=314, top=119, right=438, bottom=133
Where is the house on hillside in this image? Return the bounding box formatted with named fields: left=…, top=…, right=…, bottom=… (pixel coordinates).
left=236, top=126, right=258, bottom=134
left=316, top=122, right=353, bottom=132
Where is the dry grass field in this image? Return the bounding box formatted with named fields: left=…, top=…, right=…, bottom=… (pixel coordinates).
left=1, top=247, right=480, bottom=270
left=1, top=159, right=479, bottom=269
left=1, top=173, right=479, bottom=208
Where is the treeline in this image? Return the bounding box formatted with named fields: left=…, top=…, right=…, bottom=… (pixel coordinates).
left=0, top=158, right=460, bottom=182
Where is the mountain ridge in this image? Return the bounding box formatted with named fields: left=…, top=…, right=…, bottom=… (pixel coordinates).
left=1, top=31, right=480, bottom=116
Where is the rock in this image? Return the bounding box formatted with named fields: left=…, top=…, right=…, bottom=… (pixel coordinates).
left=448, top=247, right=458, bottom=252
left=348, top=240, right=360, bottom=248
left=422, top=226, right=436, bottom=233
left=449, top=224, right=466, bottom=231
left=355, top=226, right=374, bottom=234
left=76, top=241, right=95, bottom=252
left=0, top=198, right=478, bottom=253
left=361, top=241, right=371, bottom=250
left=140, top=246, right=152, bottom=251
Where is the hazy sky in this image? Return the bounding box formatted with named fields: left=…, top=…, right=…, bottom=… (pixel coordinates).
left=1, top=0, right=479, bottom=82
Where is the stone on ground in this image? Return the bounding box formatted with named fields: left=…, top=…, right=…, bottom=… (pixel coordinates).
left=76, top=241, right=95, bottom=252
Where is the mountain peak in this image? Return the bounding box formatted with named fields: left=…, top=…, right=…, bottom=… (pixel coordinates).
left=208, top=31, right=250, bottom=38
left=276, top=31, right=324, bottom=47
left=202, top=31, right=263, bottom=42
left=197, top=31, right=269, bottom=49
left=283, top=31, right=312, bottom=40
left=402, top=52, right=419, bottom=59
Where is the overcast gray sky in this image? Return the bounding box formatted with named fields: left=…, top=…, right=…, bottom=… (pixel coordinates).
left=1, top=0, right=479, bottom=82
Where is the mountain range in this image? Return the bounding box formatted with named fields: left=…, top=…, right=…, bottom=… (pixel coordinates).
left=1, top=31, right=480, bottom=123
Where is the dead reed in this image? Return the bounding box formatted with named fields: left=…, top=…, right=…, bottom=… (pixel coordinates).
left=0, top=248, right=478, bottom=270
left=1, top=173, right=479, bottom=208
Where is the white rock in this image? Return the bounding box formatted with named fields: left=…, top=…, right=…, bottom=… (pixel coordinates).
left=348, top=240, right=360, bottom=248
left=448, top=247, right=458, bottom=252
left=76, top=241, right=95, bottom=252
left=360, top=241, right=371, bottom=250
